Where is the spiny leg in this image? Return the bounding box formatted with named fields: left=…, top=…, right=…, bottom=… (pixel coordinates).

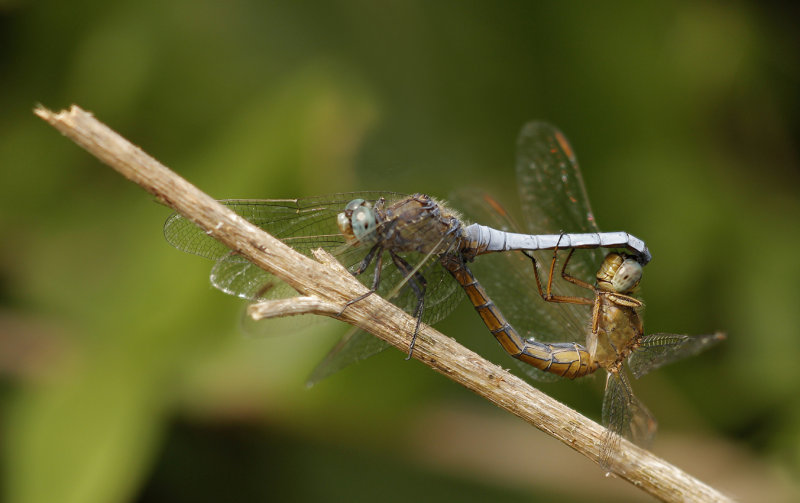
left=552, top=246, right=606, bottom=341
left=523, top=248, right=593, bottom=306
left=389, top=251, right=427, bottom=360
left=558, top=247, right=595, bottom=290
left=353, top=242, right=381, bottom=275
left=546, top=240, right=560, bottom=295
left=338, top=244, right=383, bottom=316
left=606, top=292, right=643, bottom=309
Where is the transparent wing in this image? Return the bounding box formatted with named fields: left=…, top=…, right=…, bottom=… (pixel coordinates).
left=206, top=235, right=462, bottom=322
left=515, top=121, right=604, bottom=336
left=451, top=190, right=579, bottom=382
left=306, top=328, right=392, bottom=386
left=164, top=192, right=400, bottom=260
left=164, top=192, right=458, bottom=306
left=370, top=244, right=463, bottom=326
left=455, top=122, right=604, bottom=348
left=165, top=193, right=398, bottom=303
left=600, top=370, right=658, bottom=468
left=453, top=123, right=634, bottom=382
left=516, top=122, right=600, bottom=238
left=628, top=332, right=726, bottom=379
left=454, top=189, right=595, bottom=338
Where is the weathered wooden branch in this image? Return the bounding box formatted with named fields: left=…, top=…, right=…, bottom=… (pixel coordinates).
left=35, top=104, right=731, bottom=502
left=248, top=290, right=341, bottom=319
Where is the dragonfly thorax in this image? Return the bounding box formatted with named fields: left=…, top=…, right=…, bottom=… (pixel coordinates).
left=596, top=253, right=642, bottom=294
left=338, top=199, right=378, bottom=244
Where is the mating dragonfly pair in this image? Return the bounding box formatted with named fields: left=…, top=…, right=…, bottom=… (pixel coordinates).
left=164, top=122, right=723, bottom=467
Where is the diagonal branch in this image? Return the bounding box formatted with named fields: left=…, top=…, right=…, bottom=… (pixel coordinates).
left=35, top=104, right=731, bottom=503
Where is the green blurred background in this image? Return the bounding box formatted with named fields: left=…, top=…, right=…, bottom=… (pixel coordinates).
left=2, top=1, right=799, bottom=502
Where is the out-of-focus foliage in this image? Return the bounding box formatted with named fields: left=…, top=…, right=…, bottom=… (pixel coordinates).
left=1, top=1, right=799, bottom=502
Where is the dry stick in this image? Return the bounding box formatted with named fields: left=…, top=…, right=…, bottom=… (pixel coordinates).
left=35, top=105, right=731, bottom=503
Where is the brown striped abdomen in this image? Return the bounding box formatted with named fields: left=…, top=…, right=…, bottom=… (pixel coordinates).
left=442, top=258, right=598, bottom=379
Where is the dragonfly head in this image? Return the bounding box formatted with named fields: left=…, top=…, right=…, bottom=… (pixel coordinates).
left=596, top=252, right=642, bottom=294
left=338, top=199, right=378, bottom=244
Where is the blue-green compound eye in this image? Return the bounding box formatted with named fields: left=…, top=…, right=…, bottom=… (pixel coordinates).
left=345, top=199, right=366, bottom=212
left=351, top=206, right=377, bottom=242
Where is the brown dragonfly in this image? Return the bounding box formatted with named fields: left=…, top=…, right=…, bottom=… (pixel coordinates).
left=450, top=122, right=724, bottom=467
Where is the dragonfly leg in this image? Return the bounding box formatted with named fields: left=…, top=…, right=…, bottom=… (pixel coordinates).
left=523, top=249, right=593, bottom=306
left=558, top=247, right=594, bottom=291
left=606, top=292, right=643, bottom=309
left=546, top=239, right=560, bottom=295
left=441, top=217, right=464, bottom=254
left=352, top=243, right=381, bottom=275
left=338, top=247, right=384, bottom=316
left=389, top=251, right=427, bottom=360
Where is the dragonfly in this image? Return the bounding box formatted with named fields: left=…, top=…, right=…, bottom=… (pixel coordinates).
left=454, top=121, right=725, bottom=467
left=164, top=198, right=649, bottom=381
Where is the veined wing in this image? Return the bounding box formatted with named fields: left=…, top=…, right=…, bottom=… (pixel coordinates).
left=453, top=123, right=606, bottom=367
left=514, top=124, right=666, bottom=455
left=516, top=122, right=600, bottom=241
left=515, top=122, right=605, bottom=338
left=306, top=328, right=391, bottom=386
left=164, top=192, right=404, bottom=301
left=165, top=191, right=462, bottom=319
left=306, top=247, right=462, bottom=387
left=451, top=190, right=572, bottom=382
left=628, top=332, right=726, bottom=379
left=453, top=189, right=590, bottom=340
left=600, top=370, right=657, bottom=469
left=166, top=191, right=466, bottom=382
left=164, top=192, right=403, bottom=260
left=207, top=228, right=462, bottom=319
